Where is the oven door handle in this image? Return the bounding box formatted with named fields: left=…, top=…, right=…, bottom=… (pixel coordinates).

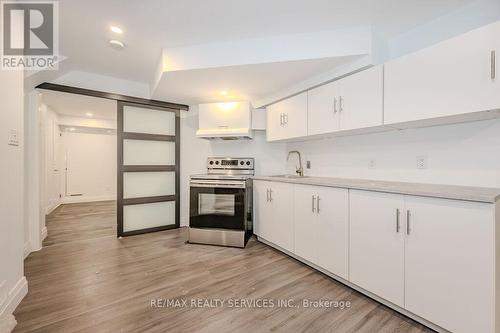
left=190, top=183, right=246, bottom=189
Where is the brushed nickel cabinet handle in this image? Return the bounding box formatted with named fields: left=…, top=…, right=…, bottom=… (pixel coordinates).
left=406, top=210, right=411, bottom=235
left=396, top=208, right=400, bottom=233
left=333, top=98, right=338, bottom=113
left=266, top=189, right=269, bottom=202
left=317, top=196, right=320, bottom=213
left=492, top=50, right=496, bottom=80
left=279, top=113, right=283, bottom=126
left=284, top=113, right=288, bottom=126
left=312, top=195, right=316, bottom=213
left=269, top=189, right=273, bottom=202
left=339, top=96, right=343, bottom=112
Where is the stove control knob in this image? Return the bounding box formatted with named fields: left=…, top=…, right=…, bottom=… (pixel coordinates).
left=240, top=161, right=244, bottom=165
left=215, top=161, right=219, bottom=165
left=246, top=161, right=251, bottom=166
left=209, top=161, right=214, bottom=165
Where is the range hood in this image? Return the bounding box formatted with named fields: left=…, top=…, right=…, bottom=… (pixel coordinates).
left=196, top=101, right=253, bottom=140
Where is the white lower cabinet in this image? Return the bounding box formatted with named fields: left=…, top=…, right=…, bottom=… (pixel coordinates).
left=349, top=190, right=405, bottom=307
left=404, top=196, right=494, bottom=333
left=255, top=182, right=498, bottom=333
left=253, top=180, right=294, bottom=252
left=294, top=185, right=349, bottom=279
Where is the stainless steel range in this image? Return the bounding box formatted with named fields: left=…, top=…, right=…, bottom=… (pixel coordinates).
left=188, top=157, right=254, bottom=248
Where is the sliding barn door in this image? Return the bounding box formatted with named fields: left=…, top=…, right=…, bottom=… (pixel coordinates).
left=117, top=102, right=180, bottom=237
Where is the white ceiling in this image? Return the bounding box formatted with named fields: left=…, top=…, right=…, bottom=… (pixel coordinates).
left=41, top=90, right=117, bottom=120
left=55, top=0, right=476, bottom=104
left=153, top=55, right=362, bottom=104
left=59, top=0, right=474, bottom=82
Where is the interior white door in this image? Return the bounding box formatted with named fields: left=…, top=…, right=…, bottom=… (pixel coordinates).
left=404, top=196, right=495, bottom=333
left=293, top=184, right=318, bottom=263
left=349, top=190, right=405, bottom=307
left=315, top=186, right=349, bottom=280
left=384, top=21, right=500, bottom=125
left=338, top=65, right=383, bottom=131
left=307, top=81, right=340, bottom=135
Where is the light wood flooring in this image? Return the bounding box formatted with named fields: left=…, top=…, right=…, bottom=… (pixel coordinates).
left=14, top=201, right=433, bottom=332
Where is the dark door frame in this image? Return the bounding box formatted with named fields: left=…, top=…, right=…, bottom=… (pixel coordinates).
left=36, top=82, right=188, bottom=237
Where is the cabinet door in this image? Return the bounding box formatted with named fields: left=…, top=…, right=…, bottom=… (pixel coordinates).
left=269, top=182, right=294, bottom=252
left=315, top=186, right=349, bottom=280
left=293, top=185, right=318, bottom=263
left=307, top=81, right=340, bottom=135
left=339, top=66, right=383, bottom=131
left=350, top=190, right=405, bottom=307
left=385, top=21, right=500, bottom=125
left=266, top=104, right=284, bottom=141
left=267, top=92, right=307, bottom=141
left=404, top=197, right=495, bottom=333
left=253, top=181, right=271, bottom=238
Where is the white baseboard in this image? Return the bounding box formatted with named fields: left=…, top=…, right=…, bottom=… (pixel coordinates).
left=0, top=314, right=17, bottom=333
left=46, top=202, right=61, bottom=215
left=23, top=242, right=31, bottom=260
left=0, top=277, right=28, bottom=330
left=41, top=227, right=47, bottom=241
left=62, top=195, right=116, bottom=204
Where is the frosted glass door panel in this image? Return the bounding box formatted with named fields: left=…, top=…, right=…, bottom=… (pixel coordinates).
left=123, top=140, right=175, bottom=165
left=123, top=106, right=176, bottom=135
left=124, top=172, right=175, bottom=199
left=123, top=201, right=175, bottom=232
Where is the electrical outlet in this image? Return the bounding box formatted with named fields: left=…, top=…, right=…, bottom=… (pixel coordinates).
left=416, top=156, right=427, bottom=169
left=368, top=158, right=376, bottom=169
left=306, top=161, right=311, bottom=169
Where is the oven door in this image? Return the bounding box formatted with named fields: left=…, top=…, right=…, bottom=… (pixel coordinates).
left=190, top=180, right=246, bottom=230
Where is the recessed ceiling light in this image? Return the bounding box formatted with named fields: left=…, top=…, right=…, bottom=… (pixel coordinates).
left=220, top=90, right=228, bottom=96
left=110, top=26, right=123, bottom=34
left=85, top=112, right=93, bottom=117
left=109, top=39, right=125, bottom=50
left=68, top=127, right=76, bottom=132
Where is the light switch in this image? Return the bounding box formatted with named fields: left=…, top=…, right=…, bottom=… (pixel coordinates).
left=8, top=129, right=19, bottom=146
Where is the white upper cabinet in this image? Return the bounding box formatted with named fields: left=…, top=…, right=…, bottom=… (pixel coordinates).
left=307, top=66, right=383, bottom=136
left=338, top=66, right=383, bottom=131
left=404, top=197, right=495, bottom=333
left=384, top=21, right=500, bottom=125
left=267, top=92, right=308, bottom=141
left=307, top=81, right=340, bottom=135
left=349, top=190, right=405, bottom=307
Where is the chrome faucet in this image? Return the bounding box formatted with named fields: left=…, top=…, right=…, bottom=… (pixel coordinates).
left=287, top=150, right=304, bottom=177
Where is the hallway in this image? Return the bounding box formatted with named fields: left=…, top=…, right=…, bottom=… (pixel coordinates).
left=43, top=201, right=117, bottom=246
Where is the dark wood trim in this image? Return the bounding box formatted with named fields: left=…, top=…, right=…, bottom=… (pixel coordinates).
left=117, top=100, right=181, bottom=237
left=123, top=195, right=176, bottom=206
left=36, top=82, right=189, bottom=111
left=122, top=165, right=176, bottom=172
left=123, top=132, right=176, bottom=142
left=120, top=224, right=178, bottom=237
left=117, top=102, right=124, bottom=237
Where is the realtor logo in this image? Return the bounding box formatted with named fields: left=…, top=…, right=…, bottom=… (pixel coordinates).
left=1, top=1, right=58, bottom=70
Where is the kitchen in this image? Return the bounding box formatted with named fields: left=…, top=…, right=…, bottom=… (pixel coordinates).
left=2, top=1, right=500, bottom=333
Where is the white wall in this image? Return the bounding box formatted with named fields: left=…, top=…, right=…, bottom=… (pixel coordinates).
left=180, top=105, right=287, bottom=226
left=0, top=69, right=27, bottom=328
left=287, top=119, right=500, bottom=188
left=60, top=129, right=117, bottom=203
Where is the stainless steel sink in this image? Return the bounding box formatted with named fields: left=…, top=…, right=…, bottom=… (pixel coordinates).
left=269, top=174, right=309, bottom=179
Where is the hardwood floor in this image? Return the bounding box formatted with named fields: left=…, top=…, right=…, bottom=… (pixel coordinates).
left=15, top=201, right=432, bottom=333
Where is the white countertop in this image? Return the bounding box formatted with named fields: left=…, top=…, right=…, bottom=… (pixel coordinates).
left=252, top=175, right=500, bottom=203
